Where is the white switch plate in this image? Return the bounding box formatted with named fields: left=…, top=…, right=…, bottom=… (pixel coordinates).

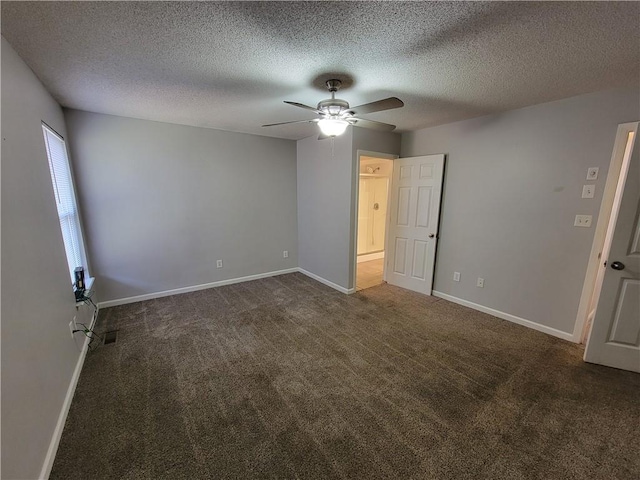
left=582, top=185, right=595, bottom=198
left=476, top=277, right=484, bottom=288
left=574, top=215, right=592, bottom=227
left=587, top=167, right=599, bottom=180
left=283, top=250, right=289, bottom=258
left=453, top=272, right=461, bottom=282
left=216, top=259, right=223, bottom=268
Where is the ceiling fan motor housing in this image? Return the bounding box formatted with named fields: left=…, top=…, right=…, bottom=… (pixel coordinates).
left=317, top=98, right=350, bottom=116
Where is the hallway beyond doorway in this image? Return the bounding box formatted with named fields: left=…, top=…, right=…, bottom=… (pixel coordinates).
left=356, top=258, right=384, bottom=291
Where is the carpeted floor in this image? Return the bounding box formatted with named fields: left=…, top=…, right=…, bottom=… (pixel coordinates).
left=51, top=273, right=640, bottom=479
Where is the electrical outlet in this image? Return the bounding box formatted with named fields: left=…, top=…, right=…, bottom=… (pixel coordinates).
left=477, top=277, right=484, bottom=288
left=582, top=185, right=595, bottom=199
left=586, top=167, right=599, bottom=180
left=69, top=320, right=75, bottom=338
left=453, top=272, right=461, bottom=282
left=574, top=215, right=592, bottom=227
left=216, top=259, right=223, bottom=268
left=283, top=250, right=289, bottom=258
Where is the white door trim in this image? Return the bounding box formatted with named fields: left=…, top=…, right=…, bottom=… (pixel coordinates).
left=351, top=150, right=398, bottom=292
left=574, top=122, right=639, bottom=343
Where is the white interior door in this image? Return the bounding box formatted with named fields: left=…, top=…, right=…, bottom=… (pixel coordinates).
left=386, top=154, right=445, bottom=294
left=358, top=177, right=390, bottom=255
left=585, top=127, right=640, bottom=372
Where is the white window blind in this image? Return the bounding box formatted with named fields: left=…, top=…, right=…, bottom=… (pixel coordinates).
left=42, top=124, right=87, bottom=283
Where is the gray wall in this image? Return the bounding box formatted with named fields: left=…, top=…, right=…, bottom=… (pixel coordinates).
left=297, top=127, right=400, bottom=290
left=64, top=110, right=298, bottom=302
left=297, top=132, right=354, bottom=288
left=1, top=37, right=92, bottom=479
left=402, top=88, right=640, bottom=335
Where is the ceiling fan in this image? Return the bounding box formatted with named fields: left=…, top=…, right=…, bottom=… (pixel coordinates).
left=262, top=79, right=404, bottom=138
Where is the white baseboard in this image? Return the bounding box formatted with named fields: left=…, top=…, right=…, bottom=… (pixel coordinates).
left=298, top=268, right=355, bottom=294
left=357, top=251, right=385, bottom=263
left=39, top=306, right=98, bottom=479
left=432, top=291, right=577, bottom=343
left=98, top=268, right=299, bottom=308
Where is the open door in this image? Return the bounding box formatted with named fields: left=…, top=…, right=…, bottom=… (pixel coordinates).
left=386, top=154, right=444, bottom=294
left=585, top=123, right=639, bottom=372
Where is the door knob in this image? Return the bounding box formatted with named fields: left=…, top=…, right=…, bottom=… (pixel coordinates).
left=428, top=234, right=435, bottom=238
left=610, top=261, right=625, bottom=271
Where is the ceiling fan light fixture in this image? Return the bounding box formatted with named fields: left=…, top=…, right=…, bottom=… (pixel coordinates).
left=264, top=79, right=402, bottom=136
left=318, top=118, right=349, bottom=137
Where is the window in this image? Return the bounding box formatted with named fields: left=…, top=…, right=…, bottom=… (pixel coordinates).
left=42, top=123, right=87, bottom=283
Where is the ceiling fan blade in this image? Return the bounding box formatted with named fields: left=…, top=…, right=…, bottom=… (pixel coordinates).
left=283, top=101, right=323, bottom=115
left=262, top=119, right=319, bottom=127
left=349, top=117, right=396, bottom=131
left=349, top=97, right=404, bottom=115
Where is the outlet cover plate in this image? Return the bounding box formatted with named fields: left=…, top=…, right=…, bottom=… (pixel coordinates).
left=582, top=185, right=595, bottom=198
left=574, top=215, right=592, bottom=227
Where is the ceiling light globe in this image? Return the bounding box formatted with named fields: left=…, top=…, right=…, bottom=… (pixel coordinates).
left=318, top=118, right=349, bottom=137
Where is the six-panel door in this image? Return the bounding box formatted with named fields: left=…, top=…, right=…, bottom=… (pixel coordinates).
left=386, top=155, right=445, bottom=294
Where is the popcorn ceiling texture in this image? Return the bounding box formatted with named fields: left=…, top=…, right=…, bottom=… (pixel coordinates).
left=2, top=1, right=638, bottom=140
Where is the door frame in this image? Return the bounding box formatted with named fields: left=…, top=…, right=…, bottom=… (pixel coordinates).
left=574, top=122, right=639, bottom=342
left=350, top=150, right=398, bottom=292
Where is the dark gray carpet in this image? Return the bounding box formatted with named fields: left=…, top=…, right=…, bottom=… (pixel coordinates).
left=51, top=273, right=640, bottom=479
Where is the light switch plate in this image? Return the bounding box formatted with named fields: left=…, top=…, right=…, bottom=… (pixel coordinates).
left=574, top=215, right=592, bottom=227
left=587, top=167, right=599, bottom=180
left=582, top=185, right=595, bottom=198
left=453, top=272, right=461, bottom=282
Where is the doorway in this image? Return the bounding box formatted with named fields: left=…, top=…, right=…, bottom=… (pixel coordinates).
left=356, top=155, right=394, bottom=290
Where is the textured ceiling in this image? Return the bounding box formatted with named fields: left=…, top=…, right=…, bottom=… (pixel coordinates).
left=2, top=1, right=639, bottom=140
